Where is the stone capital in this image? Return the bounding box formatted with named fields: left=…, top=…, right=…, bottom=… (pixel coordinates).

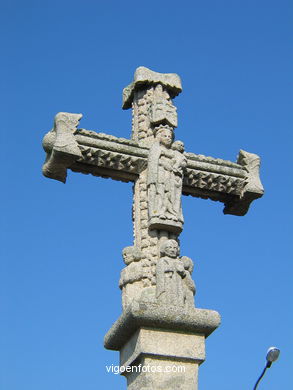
left=122, top=66, right=182, bottom=109
left=104, top=301, right=221, bottom=351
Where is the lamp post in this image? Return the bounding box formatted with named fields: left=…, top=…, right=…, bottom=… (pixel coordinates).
left=253, top=347, right=280, bottom=390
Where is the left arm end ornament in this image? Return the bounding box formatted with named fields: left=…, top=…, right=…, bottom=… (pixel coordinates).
left=42, top=112, right=83, bottom=183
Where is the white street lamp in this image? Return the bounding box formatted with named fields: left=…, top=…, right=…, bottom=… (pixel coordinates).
left=253, top=347, right=280, bottom=390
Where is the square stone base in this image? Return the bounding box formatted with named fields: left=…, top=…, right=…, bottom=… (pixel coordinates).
left=104, top=302, right=221, bottom=390
left=125, top=356, right=199, bottom=390
left=120, top=328, right=205, bottom=390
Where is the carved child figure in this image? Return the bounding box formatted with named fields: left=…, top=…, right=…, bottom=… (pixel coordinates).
left=156, top=239, right=186, bottom=307
left=181, top=256, right=196, bottom=308
left=171, top=140, right=187, bottom=222
left=119, top=246, right=143, bottom=309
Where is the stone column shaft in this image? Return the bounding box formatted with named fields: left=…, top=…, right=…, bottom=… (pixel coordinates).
left=121, top=328, right=205, bottom=390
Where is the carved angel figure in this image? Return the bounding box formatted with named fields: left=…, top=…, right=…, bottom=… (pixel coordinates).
left=181, top=256, right=196, bottom=308
left=119, top=246, right=143, bottom=309
left=171, top=141, right=187, bottom=223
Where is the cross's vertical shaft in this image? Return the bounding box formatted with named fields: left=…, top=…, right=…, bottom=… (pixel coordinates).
left=123, top=67, right=185, bottom=306
left=105, top=67, right=221, bottom=390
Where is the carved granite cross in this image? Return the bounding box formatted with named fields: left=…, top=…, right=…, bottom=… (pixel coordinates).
left=42, top=66, right=263, bottom=309
left=42, top=67, right=264, bottom=388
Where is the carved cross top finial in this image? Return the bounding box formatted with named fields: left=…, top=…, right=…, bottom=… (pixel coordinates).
left=122, top=66, right=182, bottom=109
left=122, top=66, right=182, bottom=145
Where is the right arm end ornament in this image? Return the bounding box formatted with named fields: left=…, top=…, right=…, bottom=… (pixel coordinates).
left=224, top=150, right=264, bottom=216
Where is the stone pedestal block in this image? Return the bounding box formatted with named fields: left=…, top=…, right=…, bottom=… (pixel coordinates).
left=105, top=301, right=221, bottom=390
left=120, top=328, right=205, bottom=390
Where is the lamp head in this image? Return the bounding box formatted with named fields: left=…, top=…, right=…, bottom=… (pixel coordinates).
left=266, top=347, right=280, bottom=365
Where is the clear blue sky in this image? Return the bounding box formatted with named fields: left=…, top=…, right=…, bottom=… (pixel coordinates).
left=1, top=1, right=292, bottom=389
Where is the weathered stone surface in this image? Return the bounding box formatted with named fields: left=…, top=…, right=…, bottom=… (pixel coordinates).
left=42, top=112, right=83, bottom=182
left=156, top=240, right=195, bottom=308
left=118, top=239, right=196, bottom=311
left=223, top=149, right=264, bottom=215
left=156, top=240, right=184, bottom=306
left=104, top=301, right=221, bottom=351
left=120, top=328, right=205, bottom=390
left=119, top=246, right=146, bottom=310
left=181, top=256, right=196, bottom=307
left=42, top=66, right=263, bottom=390
left=125, top=356, right=200, bottom=390
left=147, top=127, right=185, bottom=233
left=42, top=118, right=262, bottom=215
left=120, top=328, right=205, bottom=367
left=122, top=66, right=182, bottom=110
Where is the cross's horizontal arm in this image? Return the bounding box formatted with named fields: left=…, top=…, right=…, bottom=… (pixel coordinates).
left=42, top=112, right=263, bottom=216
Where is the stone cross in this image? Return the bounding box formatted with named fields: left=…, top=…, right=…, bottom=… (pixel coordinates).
left=42, top=66, right=264, bottom=390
